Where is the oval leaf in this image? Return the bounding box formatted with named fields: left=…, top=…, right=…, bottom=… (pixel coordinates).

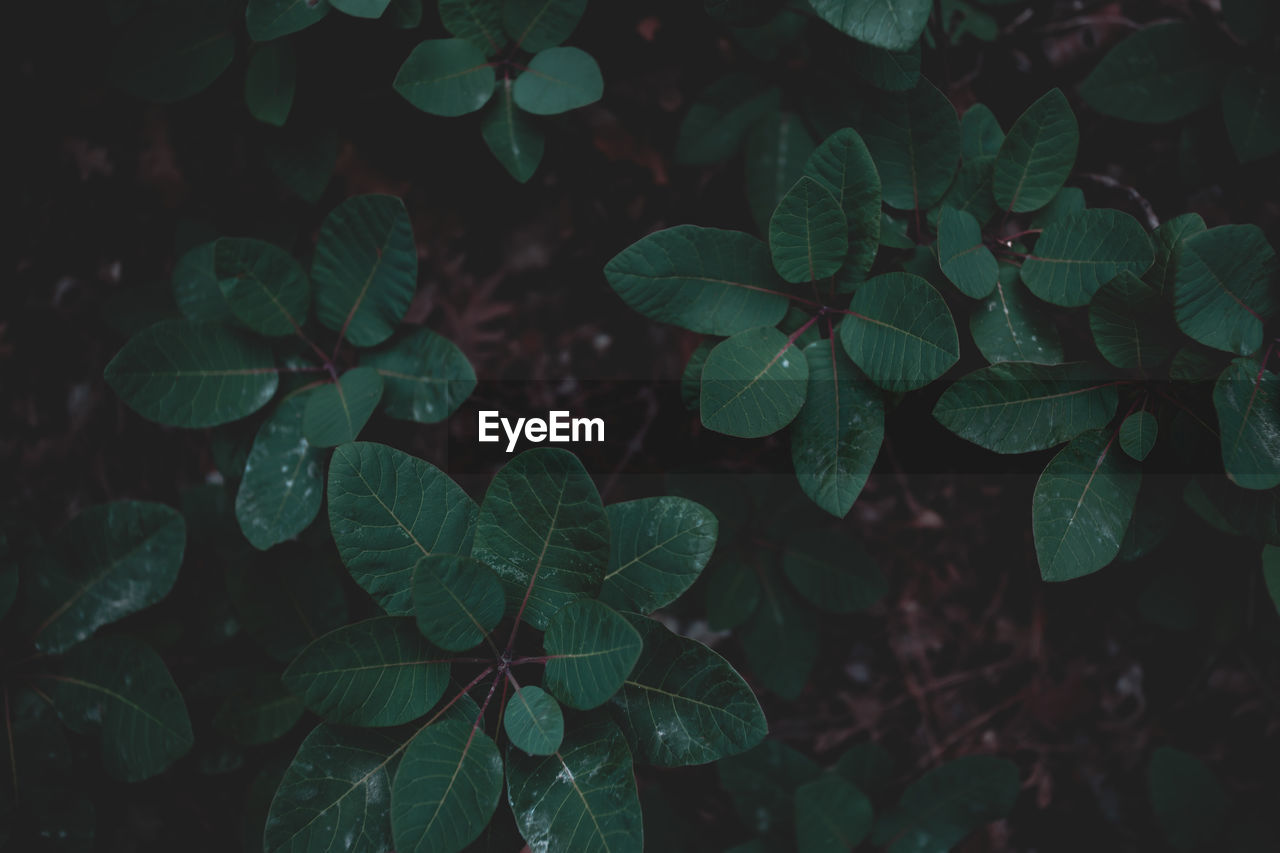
left=802, top=127, right=882, bottom=288
left=839, top=272, right=959, bottom=392
left=482, top=78, right=546, bottom=182
left=394, top=38, right=496, bottom=116
left=992, top=88, right=1078, bottom=213
left=701, top=326, right=810, bottom=438
left=503, top=685, right=564, bottom=756
left=969, top=267, right=1064, bottom=364
left=961, top=103, right=1004, bottom=159
left=440, top=0, right=503, bottom=51
left=303, top=367, right=385, bottom=448
left=809, top=0, right=930, bottom=52
left=245, top=40, right=296, bottom=127
left=1172, top=224, right=1277, bottom=355
left=1148, top=747, right=1230, bottom=852
left=1120, top=410, right=1158, bottom=462
left=412, top=554, right=505, bottom=651
left=1021, top=209, right=1154, bottom=307
left=768, top=176, right=848, bottom=284
left=544, top=599, right=643, bottom=709
left=599, top=497, right=719, bottom=614
left=504, top=0, right=587, bottom=51
left=213, top=237, right=310, bottom=337
left=512, top=46, right=602, bottom=115
left=235, top=394, right=324, bottom=551
left=247, top=0, right=331, bottom=41
left=1214, top=358, right=1280, bottom=490
left=362, top=327, right=476, bottom=424
left=1079, top=22, right=1221, bottom=123
left=1089, top=271, right=1176, bottom=369
left=108, top=1, right=234, bottom=103
left=854, top=80, right=959, bottom=211
left=938, top=206, right=999, bottom=298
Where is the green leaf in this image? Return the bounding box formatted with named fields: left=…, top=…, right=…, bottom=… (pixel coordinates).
left=388, top=0, right=424, bottom=27
left=706, top=558, right=761, bottom=630
left=472, top=447, right=610, bottom=630
left=851, top=42, right=920, bottom=91
left=938, top=206, right=998, bottom=298
left=993, top=88, right=1078, bottom=213
left=26, top=501, right=184, bottom=655
left=49, top=635, right=193, bottom=782
left=235, top=394, right=324, bottom=550
left=312, top=194, right=418, bottom=348
left=108, top=1, right=234, bottom=103
left=1222, top=67, right=1280, bottom=163
left=1030, top=186, right=1086, bottom=228
left=245, top=40, right=296, bottom=127
left=935, top=155, right=998, bottom=227
left=961, top=103, right=1004, bottom=159
left=302, top=367, right=385, bottom=447
left=512, top=46, right=602, bottom=115
left=482, top=79, right=546, bottom=182
left=1021, top=209, right=1154, bottom=307
left=1214, top=358, right=1280, bottom=490
left=1173, top=224, right=1278, bottom=355
left=610, top=613, right=766, bottom=766
left=265, top=724, right=403, bottom=853
left=768, top=177, right=848, bottom=284
left=328, top=442, right=478, bottom=614
left=247, top=0, right=331, bottom=41
left=802, top=128, right=882, bottom=289
left=1148, top=747, right=1230, bottom=853
left=1120, top=410, right=1158, bottom=462
left=604, top=226, right=790, bottom=335
left=746, top=112, right=817, bottom=232
left=282, top=616, right=451, bottom=726
left=969, top=266, right=1064, bottom=364
left=395, top=38, right=495, bottom=116
left=226, top=545, right=350, bottom=663
left=676, top=75, right=781, bottom=165
left=741, top=574, right=816, bottom=698
left=363, top=327, right=476, bottom=424
left=1145, top=213, right=1206, bottom=295
left=933, top=362, right=1118, bottom=453
left=809, top=0, right=930, bottom=51
left=854, top=80, right=960, bottom=211
left=599, top=497, right=719, bottom=614
left=719, top=739, right=821, bottom=838
left=173, top=241, right=234, bottom=324
left=1263, top=546, right=1280, bottom=614
left=681, top=340, right=714, bottom=411
left=782, top=530, right=886, bottom=613
left=1078, top=22, right=1222, bottom=123
left=412, top=555, right=505, bottom=651
left=504, top=0, right=587, bottom=52
left=439, top=0, right=504, bottom=52
left=504, top=685, right=564, bottom=755
left=795, top=775, right=873, bottom=852
left=507, top=716, right=643, bottom=853
left=391, top=720, right=504, bottom=853
left=106, top=319, right=278, bottom=427
left=790, top=340, right=885, bottom=518
left=1033, top=429, right=1141, bottom=581
left=213, top=237, right=310, bottom=337
left=839, top=273, right=960, bottom=392
left=331, top=0, right=391, bottom=18
left=213, top=675, right=304, bottom=746
left=701, top=326, right=810, bottom=438
left=1089, top=271, right=1175, bottom=369
left=873, top=756, right=1019, bottom=852
left=544, top=599, right=643, bottom=709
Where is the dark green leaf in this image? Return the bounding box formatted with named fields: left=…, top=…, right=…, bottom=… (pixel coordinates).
left=809, top=0, right=931, bottom=51
left=247, top=0, right=331, bottom=41
left=611, top=613, right=767, bottom=766
left=512, top=46, right=602, bottom=115
left=106, top=319, right=278, bottom=427
left=604, top=226, right=790, bottom=335
left=391, top=720, right=504, bottom=853
left=412, top=554, right=505, bottom=651
left=1120, top=410, right=1158, bottom=462
left=245, top=40, right=296, bottom=127
left=1078, top=22, right=1222, bottom=123
left=701, top=326, right=810, bottom=438
left=746, top=112, right=816, bottom=232
left=790, top=341, right=884, bottom=518
left=265, top=724, right=403, bottom=853
left=1222, top=67, right=1280, bottom=163
left=675, top=74, right=781, bottom=165
left=993, top=88, right=1078, bottom=213
left=1148, top=747, right=1230, bottom=853
left=873, top=756, right=1019, bottom=852
left=303, top=367, right=384, bottom=447
left=312, top=194, right=418, bottom=348
left=1089, top=271, right=1175, bottom=369
left=1029, top=186, right=1086, bottom=229
left=1034, top=429, right=1141, bottom=581
left=936, top=155, right=998, bottom=227
left=706, top=558, right=761, bottom=630
left=507, top=716, right=643, bottom=853
left=854, top=80, right=960, bottom=211
left=839, top=273, right=960, bottom=392
left=439, top=0, right=504, bottom=52
left=331, top=0, right=392, bottom=18
left=852, top=42, right=920, bottom=91
left=504, top=0, right=587, bottom=51
left=1145, top=213, right=1206, bottom=295
left=482, top=79, right=545, bottom=182
left=719, top=739, right=820, bottom=838
left=969, top=267, right=1064, bottom=364
left=599, top=497, right=718, bottom=614
left=504, top=685, right=564, bottom=755
left=544, top=599, right=643, bottom=709
left=472, top=447, right=610, bottom=630
left=50, top=635, right=193, bottom=782
left=283, top=616, right=451, bottom=725
left=1021, top=209, right=1154, bottom=307
left=213, top=237, right=310, bottom=337
left=1214, top=359, right=1280, bottom=490
left=328, top=442, right=478, bottom=614
left=235, top=394, right=324, bottom=550
left=795, top=775, right=873, bottom=852
left=108, top=1, right=234, bottom=103
left=172, top=241, right=234, bottom=324
left=26, top=501, right=184, bottom=654
left=214, top=675, right=304, bottom=745
left=934, top=362, right=1118, bottom=453
left=938, top=206, right=998, bottom=298
left=961, top=103, right=1003, bottom=159
left=395, top=38, right=495, bottom=116
left=1173, top=224, right=1277, bottom=355
left=681, top=340, right=714, bottom=411
left=363, top=327, right=475, bottom=424
left=782, top=530, right=886, bottom=612
left=741, top=574, right=817, bottom=698
left=387, top=0, right=423, bottom=27
left=768, top=177, right=848, bottom=283
left=802, top=128, right=882, bottom=289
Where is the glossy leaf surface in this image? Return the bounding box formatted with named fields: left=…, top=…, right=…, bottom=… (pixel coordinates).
left=992, top=88, right=1078, bottom=213
left=235, top=394, right=324, bottom=551
left=504, top=685, right=564, bottom=756
left=1214, top=358, right=1280, bottom=490
left=512, top=47, right=603, bottom=115
left=839, top=273, right=959, bottom=392
left=411, top=555, right=505, bottom=651
left=395, top=39, right=496, bottom=116
left=701, top=326, right=810, bottom=438
left=544, top=599, right=643, bottom=709
left=1021, top=209, right=1154, bottom=307
left=768, top=176, right=847, bottom=284
left=599, top=497, right=718, bottom=614
left=302, top=367, right=385, bottom=448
